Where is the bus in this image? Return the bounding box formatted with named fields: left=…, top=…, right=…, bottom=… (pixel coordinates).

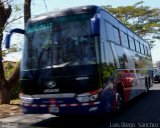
left=6, top=5, right=153, bottom=115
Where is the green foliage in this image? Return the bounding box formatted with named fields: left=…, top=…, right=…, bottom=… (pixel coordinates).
left=102, top=1, right=160, bottom=44
left=14, top=4, right=21, bottom=12
left=102, top=63, right=116, bottom=80
left=4, top=62, right=16, bottom=79
left=2, top=43, right=21, bottom=57
left=4, top=62, right=21, bottom=99
left=11, top=81, right=21, bottom=100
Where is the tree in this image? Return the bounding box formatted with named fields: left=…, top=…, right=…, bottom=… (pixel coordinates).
left=0, top=0, right=13, bottom=104
left=0, top=0, right=31, bottom=104
left=24, top=0, right=31, bottom=23
left=102, top=1, right=160, bottom=45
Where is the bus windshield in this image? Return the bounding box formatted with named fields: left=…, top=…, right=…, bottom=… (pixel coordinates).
left=22, top=13, right=97, bottom=70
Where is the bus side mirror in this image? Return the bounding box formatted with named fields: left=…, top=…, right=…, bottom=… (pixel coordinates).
left=91, top=15, right=100, bottom=36
left=5, top=33, right=11, bottom=49
left=5, top=28, right=25, bottom=49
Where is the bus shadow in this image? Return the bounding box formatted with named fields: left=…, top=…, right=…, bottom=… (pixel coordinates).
left=31, top=114, right=114, bottom=128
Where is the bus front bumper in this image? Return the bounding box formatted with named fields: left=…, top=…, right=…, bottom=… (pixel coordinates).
left=21, top=98, right=101, bottom=115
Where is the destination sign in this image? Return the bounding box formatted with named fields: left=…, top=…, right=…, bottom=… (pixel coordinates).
left=26, top=22, right=53, bottom=33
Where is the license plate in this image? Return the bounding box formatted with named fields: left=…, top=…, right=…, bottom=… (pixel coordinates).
left=49, top=105, right=59, bottom=113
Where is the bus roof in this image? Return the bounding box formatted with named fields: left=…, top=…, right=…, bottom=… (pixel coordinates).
left=27, top=5, right=100, bottom=23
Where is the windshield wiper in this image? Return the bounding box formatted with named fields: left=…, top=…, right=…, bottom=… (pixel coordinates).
left=52, top=62, right=71, bottom=68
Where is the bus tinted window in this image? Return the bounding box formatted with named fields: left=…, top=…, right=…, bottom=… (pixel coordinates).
left=113, top=27, right=121, bottom=45
left=135, top=40, right=140, bottom=52
left=120, top=31, right=129, bottom=48
left=129, top=36, right=135, bottom=50
left=144, top=45, right=148, bottom=55
left=105, top=22, right=114, bottom=42
left=115, top=45, right=126, bottom=69
left=140, top=43, right=144, bottom=54
left=120, top=31, right=125, bottom=46
left=105, top=42, right=116, bottom=66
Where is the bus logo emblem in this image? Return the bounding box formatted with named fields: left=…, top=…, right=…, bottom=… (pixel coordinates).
left=47, top=81, right=56, bottom=88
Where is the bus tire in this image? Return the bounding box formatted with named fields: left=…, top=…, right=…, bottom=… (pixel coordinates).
left=145, top=78, right=149, bottom=93
left=116, top=88, right=124, bottom=112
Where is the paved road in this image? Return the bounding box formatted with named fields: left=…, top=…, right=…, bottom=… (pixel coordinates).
left=1, top=83, right=160, bottom=128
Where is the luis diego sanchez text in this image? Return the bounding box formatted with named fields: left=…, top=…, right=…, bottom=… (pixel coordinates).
left=110, top=122, right=160, bottom=128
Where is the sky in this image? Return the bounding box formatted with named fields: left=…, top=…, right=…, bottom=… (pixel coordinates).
left=4, top=0, right=160, bottom=63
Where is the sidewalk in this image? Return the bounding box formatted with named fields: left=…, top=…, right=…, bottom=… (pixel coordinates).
left=0, top=114, right=54, bottom=128
left=150, top=83, right=160, bottom=90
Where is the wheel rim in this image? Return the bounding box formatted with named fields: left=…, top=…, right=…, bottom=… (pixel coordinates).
left=116, top=92, right=123, bottom=111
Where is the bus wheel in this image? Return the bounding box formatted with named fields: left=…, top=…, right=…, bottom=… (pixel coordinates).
left=116, top=91, right=124, bottom=111
left=145, top=78, right=149, bottom=93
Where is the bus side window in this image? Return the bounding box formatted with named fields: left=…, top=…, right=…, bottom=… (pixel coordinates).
left=140, top=43, right=145, bottom=54
left=129, top=36, right=136, bottom=51
left=115, top=45, right=127, bottom=69
left=120, top=31, right=129, bottom=48
left=104, top=42, right=116, bottom=67
left=101, top=41, right=116, bottom=81
left=113, top=27, right=121, bottom=45
left=135, top=40, right=141, bottom=53
left=105, top=22, right=114, bottom=42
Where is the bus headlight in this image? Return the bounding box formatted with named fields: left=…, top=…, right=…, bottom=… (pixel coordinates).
left=76, top=89, right=100, bottom=103
left=76, top=94, right=98, bottom=102
left=77, top=96, right=90, bottom=102
left=23, top=98, right=33, bottom=104
left=20, top=95, right=33, bottom=104
left=90, top=94, right=98, bottom=101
